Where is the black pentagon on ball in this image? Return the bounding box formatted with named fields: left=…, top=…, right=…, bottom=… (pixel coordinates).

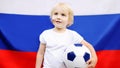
left=67, top=51, right=76, bottom=61
left=74, top=44, right=83, bottom=47
left=83, top=52, right=90, bottom=62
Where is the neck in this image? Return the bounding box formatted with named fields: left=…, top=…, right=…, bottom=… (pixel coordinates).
left=53, top=27, right=66, bottom=33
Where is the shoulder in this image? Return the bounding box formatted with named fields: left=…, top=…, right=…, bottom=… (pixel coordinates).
left=39, top=29, right=53, bottom=42
left=41, top=28, right=53, bottom=34
left=67, top=29, right=83, bottom=38
left=67, top=29, right=79, bottom=34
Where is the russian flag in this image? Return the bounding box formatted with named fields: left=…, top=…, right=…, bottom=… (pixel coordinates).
left=0, top=0, right=120, bottom=68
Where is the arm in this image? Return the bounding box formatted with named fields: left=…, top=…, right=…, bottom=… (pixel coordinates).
left=35, top=43, right=46, bottom=68
left=81, top=40, right=98, bottom=68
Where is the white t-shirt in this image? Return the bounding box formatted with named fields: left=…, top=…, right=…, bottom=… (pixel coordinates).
left=39, top=28, right=83, bottom=68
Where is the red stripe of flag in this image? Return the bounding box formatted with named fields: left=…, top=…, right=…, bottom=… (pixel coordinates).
left=96, top=50, right=120, bottom=68
left=0, top=50, right=120, bottom=68
left=0, top=50, right=36, bottom=68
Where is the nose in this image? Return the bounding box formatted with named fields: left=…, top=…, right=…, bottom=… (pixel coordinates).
left=57, top=15, right=61, bottom=19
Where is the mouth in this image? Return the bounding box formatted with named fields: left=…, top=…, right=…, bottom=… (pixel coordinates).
left=56, top=21, right=62, bottom=23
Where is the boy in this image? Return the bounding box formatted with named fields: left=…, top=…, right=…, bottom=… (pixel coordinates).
left=36, top=3, right=97, bottom=68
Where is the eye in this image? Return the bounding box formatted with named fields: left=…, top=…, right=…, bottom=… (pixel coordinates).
left=54, top=12, right=58, bottom=15
left=61, top=13, right=66, bottom=16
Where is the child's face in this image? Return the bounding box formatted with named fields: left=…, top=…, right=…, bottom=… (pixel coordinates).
left=51, top=7, right=69, bottom=29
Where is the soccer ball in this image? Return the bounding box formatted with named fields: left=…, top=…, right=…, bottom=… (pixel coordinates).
left=63, top=44, right=91, bottom=68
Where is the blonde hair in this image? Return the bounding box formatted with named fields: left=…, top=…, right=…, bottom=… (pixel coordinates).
left=50, top=3, right=74, bottom=27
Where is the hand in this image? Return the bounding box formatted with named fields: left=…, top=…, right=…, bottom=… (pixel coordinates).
left=86, top=57, right=97, bottom=68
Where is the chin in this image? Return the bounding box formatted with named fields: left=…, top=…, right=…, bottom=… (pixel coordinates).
left=55, top=26, right=64, bottom=29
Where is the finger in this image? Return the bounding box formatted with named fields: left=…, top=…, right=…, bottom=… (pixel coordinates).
left=88, top=65, right=94, bottom=68
left=88, top=63, right=95, bottom=68
left=86, top=59, right=91, bottom=64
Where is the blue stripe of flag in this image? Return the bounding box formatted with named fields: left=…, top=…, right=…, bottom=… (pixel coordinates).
left=0, top=13, right=120, bottom=51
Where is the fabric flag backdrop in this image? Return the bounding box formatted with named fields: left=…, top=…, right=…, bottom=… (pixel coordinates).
left=0, top=0, right=120, bottom=68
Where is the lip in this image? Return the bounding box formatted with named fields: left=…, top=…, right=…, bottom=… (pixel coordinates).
left=56, top=21, right=62, bottom=23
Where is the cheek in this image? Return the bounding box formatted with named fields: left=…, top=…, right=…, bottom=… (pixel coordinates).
left=51, top=19, right=55, bottom=24
left=51, top=16, right=55, bottom=22
left=63, top=17, right=69, bottom=22
left=51, top=15, right=56, bottom=20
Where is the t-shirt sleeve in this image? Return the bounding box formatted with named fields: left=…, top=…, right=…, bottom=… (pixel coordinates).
left=39, top=31, right=46, bottom=44
left=72, top=31, right=84, bottom=44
